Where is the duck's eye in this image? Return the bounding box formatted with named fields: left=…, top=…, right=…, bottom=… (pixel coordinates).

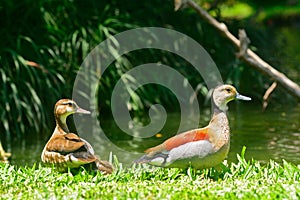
left=63, top=102, right=73, bottom=106
left=225, top=88, right=232, bottom=93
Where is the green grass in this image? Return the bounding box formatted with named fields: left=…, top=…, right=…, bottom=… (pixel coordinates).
left=1, top=149, right=299, bottom=199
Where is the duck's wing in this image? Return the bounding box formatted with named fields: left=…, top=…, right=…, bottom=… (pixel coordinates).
left=135, top=127, right=210, bottom=164
left=145, top=127, right=209, bottom=155
left=80, top=138, right=95, bottom=155
left=46, top=133, right=86, bottom=154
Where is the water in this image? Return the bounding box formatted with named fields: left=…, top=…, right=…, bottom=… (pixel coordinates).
left=9, top=103, right=300, bottom=167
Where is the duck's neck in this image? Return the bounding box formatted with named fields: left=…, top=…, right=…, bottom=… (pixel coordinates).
left=211, top=97, right=228, bottom=116
left=209, top=97, right=229, bottom=133
left=55, top=114, right=69, bottom=133
left=210, top=107, right=228, bottom=125
left=207, top=95, right=230, bottom=149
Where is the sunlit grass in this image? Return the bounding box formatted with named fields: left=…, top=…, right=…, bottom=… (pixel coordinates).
left=0, top=149, right=299, bottom=199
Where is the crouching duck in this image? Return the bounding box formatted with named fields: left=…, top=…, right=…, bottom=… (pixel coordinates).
left=41, top=99, right=113, bottom=174
left=135, top=85, right=251, bottom=169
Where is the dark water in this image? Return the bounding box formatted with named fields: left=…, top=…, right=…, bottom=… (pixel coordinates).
left=9, top=103, right=300, bottom=167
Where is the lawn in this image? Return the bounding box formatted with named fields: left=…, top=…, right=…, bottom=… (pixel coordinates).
left=0, top=148, right=299, bottom=199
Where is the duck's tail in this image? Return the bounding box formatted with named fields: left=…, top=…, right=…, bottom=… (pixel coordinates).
left=134, top=152, right=169, bottom=166
left=134, top=155, right=152, bottom=164
left=94, top=159, right=113, bottom=174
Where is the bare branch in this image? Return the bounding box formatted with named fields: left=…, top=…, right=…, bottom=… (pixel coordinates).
left=236, top=29, right=250, bottom=57
left=174, top=0, right=189, bottom=11
left=262, top=82, right=278, bottom=111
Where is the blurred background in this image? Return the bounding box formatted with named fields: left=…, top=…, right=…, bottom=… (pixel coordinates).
left=0, top=0, right=299, bottom=166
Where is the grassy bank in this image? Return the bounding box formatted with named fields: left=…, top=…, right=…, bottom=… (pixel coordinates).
left=1, top=150, right=299, bottom=199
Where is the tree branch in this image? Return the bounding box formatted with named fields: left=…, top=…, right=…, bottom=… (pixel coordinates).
left=262, top=82, right=277, bottom=111
left=183, top=0, right=300, bottom=100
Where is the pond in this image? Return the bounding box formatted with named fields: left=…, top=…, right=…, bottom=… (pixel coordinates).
left=9, top=102, right=300, bottom=167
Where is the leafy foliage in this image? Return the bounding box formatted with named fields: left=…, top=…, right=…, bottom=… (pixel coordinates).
left=1, top=0, right=299, bottom=142
left=0, top=0, right=215, bottom=140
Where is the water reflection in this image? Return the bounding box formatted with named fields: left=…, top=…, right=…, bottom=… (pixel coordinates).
left=10, top=103, right=300, bottom=167
left=228, top=104, right=300, bottom=164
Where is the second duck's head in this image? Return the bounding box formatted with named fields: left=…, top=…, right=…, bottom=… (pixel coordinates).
left=54, top=99, right=90, bottom=124
left=212, top=85, right=251, bottom=111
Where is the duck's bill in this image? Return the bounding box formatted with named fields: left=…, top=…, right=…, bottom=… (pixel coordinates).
left=236, top=93, right=251, bottom=101
left=76, top=107, right=91, bottom=114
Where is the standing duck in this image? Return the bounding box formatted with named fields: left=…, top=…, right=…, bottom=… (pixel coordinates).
left=41, top=99, right=113, bottom=174
left=135, top=85, right=251, bottom=169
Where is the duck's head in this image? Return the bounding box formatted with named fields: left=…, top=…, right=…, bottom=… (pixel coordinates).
left=54, top=99, right=90, bottom=124
left=212, top=85, right=251, bottom=111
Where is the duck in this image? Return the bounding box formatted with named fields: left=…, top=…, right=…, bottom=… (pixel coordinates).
left=135, top=85, right=251, bottom=169
left=0, top=142, right=11, bottom=163
left=41, top=99, right=113, bottom=174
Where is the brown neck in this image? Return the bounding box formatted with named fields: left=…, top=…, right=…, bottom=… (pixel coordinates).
left=55, top=117, right=69, bottom=133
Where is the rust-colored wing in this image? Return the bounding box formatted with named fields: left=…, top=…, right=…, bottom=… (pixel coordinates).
left=145, top=127, right=209, bottom=155
left=46, top=133, right=85, bottom=154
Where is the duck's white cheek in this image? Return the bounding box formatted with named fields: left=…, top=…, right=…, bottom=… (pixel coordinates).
left=66, top=107, right=74, bottom=112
